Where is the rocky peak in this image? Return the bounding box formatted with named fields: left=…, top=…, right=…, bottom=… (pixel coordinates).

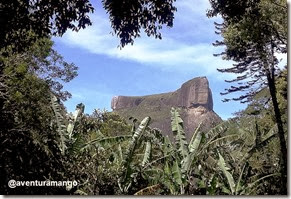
left=112, top=77, right=213, bottom=111
left=111, top=77, right=222, bottom=140
left=177, top=76, right=213, bottom=110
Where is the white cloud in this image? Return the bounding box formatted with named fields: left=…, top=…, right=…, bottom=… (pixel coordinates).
left=56, top=0, right=233, bottom=80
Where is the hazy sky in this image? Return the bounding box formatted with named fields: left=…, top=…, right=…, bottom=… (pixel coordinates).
left=53, top=0, right=248, bottom=120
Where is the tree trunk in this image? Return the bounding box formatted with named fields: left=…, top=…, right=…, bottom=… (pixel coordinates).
left=266, top=72, right=287, bottom=194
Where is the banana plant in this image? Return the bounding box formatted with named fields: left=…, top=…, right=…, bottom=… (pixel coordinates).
left=216, top=151, right=280, bottom=195
left=129, top=108, right=272, bottom=195
left=118, top=116, right=151, bottom=193
left=117, top=116, right=173, bottom=194
left=50, top=94, right=85, bottom=155
left=171, top=108, right=189, bottom=160
left=160, top=108, right=205, bottom=194
left=67, top=103, right=85, bottom=138
left=141, top=141, right=152, bottom=167
left=80, top=133, right=132, bottom=153
left=161, top=108, right=240, bottom=195
left=217, top=151, right=236, bottom=194
left=50, top=94, right=68, bottom=154
left=199, top=121, right=280, bottom=195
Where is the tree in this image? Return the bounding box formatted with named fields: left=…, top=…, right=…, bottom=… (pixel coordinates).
left=0, top=0, right=177, bottom=116
left=207, top=0, right=287, bottom=194
left=0, top=0, right=177, bottom=194
left=0, top=0, right=93, bottom=128
left=0, top=57, right=67, bottom=194
left=0, top=0, right=176, bottom=115
left=0, top=38, right=79, bottom=194
left=102, top=0, right=176, bottom=47
left=1, top=0, right=176, bottom=53
left=1, top=37, right=77, bottom=100
left=0, top=0, right=94, bottom=53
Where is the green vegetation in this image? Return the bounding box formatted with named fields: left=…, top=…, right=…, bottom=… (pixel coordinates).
left=116, top=92, right=177, bottom=119
left=208, top=0, right=287, bottom=193
left=0, top=0, right=287, bottom=195
left=115, top=93, right=176, bottom=137
left=1, top=85, right=287, bottom=194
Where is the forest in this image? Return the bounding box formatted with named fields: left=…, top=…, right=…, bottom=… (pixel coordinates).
left=0, top=0, right=288, bottom=195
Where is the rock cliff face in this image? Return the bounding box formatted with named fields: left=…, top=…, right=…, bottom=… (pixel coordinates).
left=111, top=77, right=222, bottom=140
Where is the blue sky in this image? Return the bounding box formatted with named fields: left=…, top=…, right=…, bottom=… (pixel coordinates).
left=53, top=0, right=248, bottom=120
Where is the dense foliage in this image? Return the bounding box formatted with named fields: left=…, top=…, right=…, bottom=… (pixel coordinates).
left=0, top=0, right=176, bottom=52
left=207, top=0, right=287, bottom=193
left=2, top=89, right=287, bottom=195
left=0, top=0, right=287, bottom=196
left=0, top=37, right=77, bottom=194
left=102, top=0, right=176, bottom=47
left=0, top=0, right=94, bottom=53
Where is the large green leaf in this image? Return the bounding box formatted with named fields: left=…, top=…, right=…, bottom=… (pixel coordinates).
left=67, top=103, right=84, bottom=138
left=241, top=124, right=278, bottom=163
left=164, top=161, right=177, bottom=195
left=181, top=151, right=196, bottom=177
left=119, top=116, right=151, bottom=193
left=198, top=120, right=234, bottom=156
left=245, top=173, right=280, bottom=195
left=143, top=154, right=173, bottom=170
left=172, top=160, right=183, bottom=185
left=171, top=108, right=189, bottom=160
left=217, top=152, right=236, bottom=194
left=235, top=162, right=247, bottom=195
left=205, top=119, right=233, bottom=140
left=50, top=94, right=67, bottom=154
left=141, top=141, right=152, bottom=167
left=188, top=122, right=202, bottom=153
left=208, top=134, right=239, bottom=149
left=181, top=132, right=203, bottom=176
left=81, top=135, right=131, bottom=150
left=118, top=143, right=123, bottom=162
left=162, top=159, right=184, bottom=195
left=68, top=132, right=86, bottom=155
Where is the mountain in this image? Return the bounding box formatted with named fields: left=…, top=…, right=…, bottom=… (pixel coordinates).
left=111, top=77, right=222, bottom=140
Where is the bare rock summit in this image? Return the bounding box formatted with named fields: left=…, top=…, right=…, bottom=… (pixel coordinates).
left=111, top=77, right=222, bottom=140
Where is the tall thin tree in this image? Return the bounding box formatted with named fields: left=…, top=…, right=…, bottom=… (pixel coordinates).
left=207, top=0, right=287, bottom=194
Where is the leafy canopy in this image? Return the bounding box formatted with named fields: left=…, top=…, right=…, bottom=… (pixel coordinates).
left=0, top=0, right=94, bottom=52
left=1, top=0, right=176, bottom=52
left=102, top=0, right=176, bottom=47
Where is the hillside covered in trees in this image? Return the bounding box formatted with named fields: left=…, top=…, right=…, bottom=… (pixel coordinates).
left=0, top=0, right=287, bottom=195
